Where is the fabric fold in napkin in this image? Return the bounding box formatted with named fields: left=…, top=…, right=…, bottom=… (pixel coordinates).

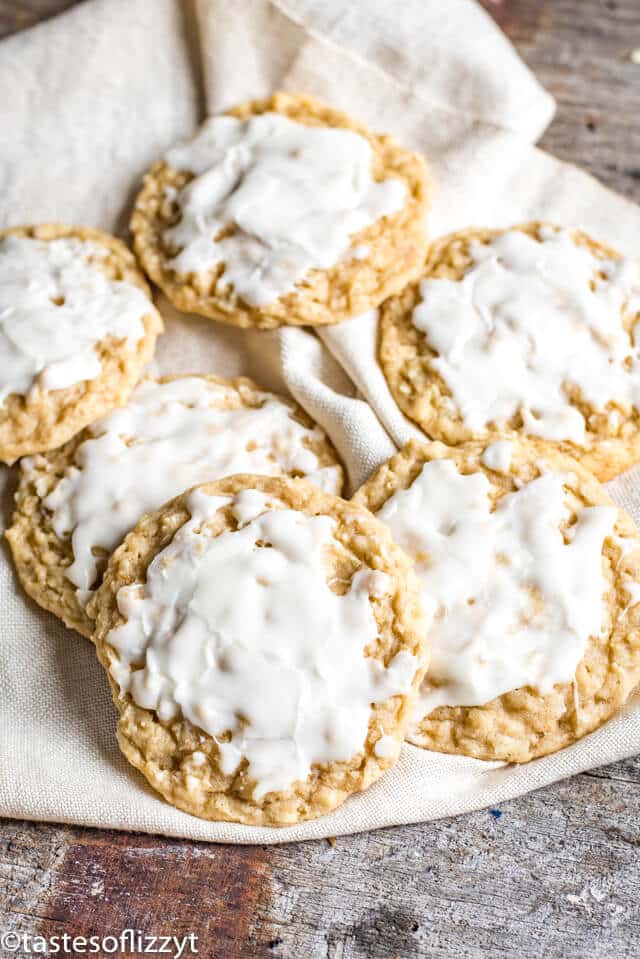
left=1, top=0, right=639, bottom=844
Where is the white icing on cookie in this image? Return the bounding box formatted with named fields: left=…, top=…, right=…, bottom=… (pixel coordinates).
left=375, top=458, right=616, bottom=714
left=108, top=488, right=417, bottom=800
left=164, top=113, right=406, bottom=307
left=373, top=735, right=398, bottom=759
left=481, top=440, right=513, bottom=473
left=0, top=235, right=150, bottom=404
left=411, top=228, right=640, bottom=444
left=39, top=377, right=342, bottom=595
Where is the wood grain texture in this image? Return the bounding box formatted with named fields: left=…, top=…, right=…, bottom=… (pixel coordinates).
left=2, top=763, right=640, bottom=958
left=1, top=1, right=640, bottom=957
left=480, top=0, right=640, bottom=203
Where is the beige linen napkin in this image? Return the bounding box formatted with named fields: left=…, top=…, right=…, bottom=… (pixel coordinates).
left=1, top=0, right=638, bottom=844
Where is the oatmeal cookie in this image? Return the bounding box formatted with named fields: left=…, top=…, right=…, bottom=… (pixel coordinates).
left=132, top=92, right=430, bottom=330
left=379, top=223, right=640, bottom=481
left=0, top=223, right=162, bottom=464
left=353, top=436, right=640, bottom=762
left=91, top=475, right=427, bottom=825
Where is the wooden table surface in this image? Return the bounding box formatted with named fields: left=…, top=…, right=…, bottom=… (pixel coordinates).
left=1, top=2, right=640, bottom=957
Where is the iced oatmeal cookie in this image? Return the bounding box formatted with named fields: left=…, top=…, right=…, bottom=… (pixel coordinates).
left=91, top=474, right=427, bottom=825
left=379, top=223, right=640, bottom=481
left=0, top=223, right=162, bottom=464
left=131, top=92, right=430, bottom=330
left=353, top=436, right=640, bottom=762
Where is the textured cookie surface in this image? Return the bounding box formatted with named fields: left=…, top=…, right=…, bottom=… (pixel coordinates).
left=0, top=223, right=162, bottom=464
left=353, top=436, right=640, bottom=762
left=131, top=92, right=430, bottom=329
left=91, top=474, right=427, bottom=826
left=379, top=223, right=640, bottom=482
left=6, top=374, right=343, bottom=639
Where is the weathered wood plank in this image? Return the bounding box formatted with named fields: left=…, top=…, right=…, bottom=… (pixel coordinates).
left=480, top=0, right=640, bottom=203
left=1, top=760, right=640, bottom=958
left=1, top=1, right=640, bottom=958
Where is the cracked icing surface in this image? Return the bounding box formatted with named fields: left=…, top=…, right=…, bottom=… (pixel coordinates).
left=91, top=475, right=427, bottom=826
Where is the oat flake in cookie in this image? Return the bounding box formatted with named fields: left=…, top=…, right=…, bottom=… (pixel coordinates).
left=379, top=223, right=640, bottom=481
left=7, top=374, right=343, bottom=639
left=131, top=93, right=430, bottom=329
left=0, top=224, right=163, bottom=464
left=353, top=437, right=640, bottom=762
left=91, top=475, right=427, bottom=826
